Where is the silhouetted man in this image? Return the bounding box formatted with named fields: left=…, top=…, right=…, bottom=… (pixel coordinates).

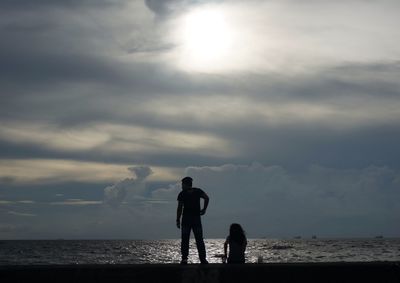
left=176, top=176, right=209, bottom=264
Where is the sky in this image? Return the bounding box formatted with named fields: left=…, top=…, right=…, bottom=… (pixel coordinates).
left=0, top=0, right=399, bottom=239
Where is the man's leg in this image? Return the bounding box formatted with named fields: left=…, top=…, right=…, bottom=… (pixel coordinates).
left=181, top=225, right=191, bottom=263
left=193, top=224, right=207, bottom=263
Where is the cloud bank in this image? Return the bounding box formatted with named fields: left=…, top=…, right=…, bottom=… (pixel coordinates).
left=148, top=163, right=400, bottom=237
left=1, top=163, right=399, bottom=238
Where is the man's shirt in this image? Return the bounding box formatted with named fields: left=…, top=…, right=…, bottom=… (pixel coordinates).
left=177, top=187, right=206, bottom=216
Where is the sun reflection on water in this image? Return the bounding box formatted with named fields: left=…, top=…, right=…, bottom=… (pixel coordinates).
left=0, top=239, right=399, bottom=265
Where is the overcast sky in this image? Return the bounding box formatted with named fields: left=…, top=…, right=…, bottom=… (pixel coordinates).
left=0, top=0, right=399, bottom=239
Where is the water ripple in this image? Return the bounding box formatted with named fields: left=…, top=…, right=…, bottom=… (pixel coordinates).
left=0, top=239, right=399, bottom=265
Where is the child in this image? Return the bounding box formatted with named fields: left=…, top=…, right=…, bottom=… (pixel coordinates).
left=223, top=223, right=247, bottom=264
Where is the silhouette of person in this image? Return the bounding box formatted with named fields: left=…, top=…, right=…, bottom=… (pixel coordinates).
left=176, top=176, right=209, bottom=264
left=223, top=223, right=247, bottom=264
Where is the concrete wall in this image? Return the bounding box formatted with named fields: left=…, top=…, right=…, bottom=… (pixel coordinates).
left=1, top=262, right=399, bottom=283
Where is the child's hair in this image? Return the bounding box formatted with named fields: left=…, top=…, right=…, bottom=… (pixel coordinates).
left=229, top=223, right=246, bottom=245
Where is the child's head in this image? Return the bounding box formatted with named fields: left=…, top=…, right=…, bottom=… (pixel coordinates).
left=229, top=223, right=246, bottom=244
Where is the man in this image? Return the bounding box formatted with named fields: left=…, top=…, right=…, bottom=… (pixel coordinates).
left=176, top=176, right=209, bottom=264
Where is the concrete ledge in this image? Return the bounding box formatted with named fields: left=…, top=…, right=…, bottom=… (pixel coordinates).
left=1, top=262, right=399, bottom=283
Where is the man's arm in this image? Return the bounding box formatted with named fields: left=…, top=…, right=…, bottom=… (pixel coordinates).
left=223, top=239, right=228, bottom=258
left=200, top=191, right=209, bottom=215
left=176, top=202, right=183, bottom=228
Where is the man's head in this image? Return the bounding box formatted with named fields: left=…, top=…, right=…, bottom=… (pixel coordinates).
left=181, top=176, right=193, bottom=190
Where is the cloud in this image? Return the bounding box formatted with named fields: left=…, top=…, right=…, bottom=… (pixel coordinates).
left=0, top=224, right=28, bottom=233
left=165, top=0, right=400, bottom=73
left=128, top=166, right=153, bottom=182
left=1, top=61, right=400, bottom=170
left=0, top=159, right=128, bottom=184
left=151, top=163, right=400, bottom=237
left=7, top=210, right=36, bottom=217
left=0, top=0, right=119, bottom=10
left=1, top=0, right=400, bottom=239
left=103, top=166, right=153, bottom=208
left=17, top=200, right=36, bottom=204
left=50, top=199, right=103, bottom=206
left=1, top=0, right=399, bottom=172
left=0, top=200, right=14, bottom=205
left=0, top=176, right=16, bottom=184
left=0, top=159, right=177, bottom=184
left=145, top=0, right=176, bottom=15
left=1, top=163, right=399, bottom=238
left=145, top=0, right=211, bottom=16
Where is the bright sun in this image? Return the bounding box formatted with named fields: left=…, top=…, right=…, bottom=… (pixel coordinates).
left=173, top=7, right=235, bottom=72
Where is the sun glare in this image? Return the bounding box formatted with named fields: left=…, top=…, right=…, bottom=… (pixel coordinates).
left=173, top=7, right=236, bottom=72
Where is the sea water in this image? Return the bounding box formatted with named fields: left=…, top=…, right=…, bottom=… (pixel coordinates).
left=0, top=239, right=399, bottom=265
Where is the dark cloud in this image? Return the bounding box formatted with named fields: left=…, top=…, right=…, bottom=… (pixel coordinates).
left=1, top=59, right=399, bottom=169
left=145, top=0, right=215, bottom=16
left=145, top=0, right=177, bottom=15
left=0, top=51, right=120, bottom=86
left=0, top=0, right=120, bottom=10
left=0, top=121, right=399, bottom=170
left=0, top=176, right=16, bottom=184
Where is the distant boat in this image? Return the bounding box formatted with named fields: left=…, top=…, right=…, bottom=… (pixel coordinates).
left=294, top=236, right=302, bottom=239
left=312, top=235, right=317, bottom=239
left=375, top=235, right=384, bottom=239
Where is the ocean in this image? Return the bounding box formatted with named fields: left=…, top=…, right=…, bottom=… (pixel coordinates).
left=0, top=239, right=399, bottom=265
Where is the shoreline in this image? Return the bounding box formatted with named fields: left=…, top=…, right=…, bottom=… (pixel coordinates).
left=1, top=262, right=399, bottom=283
